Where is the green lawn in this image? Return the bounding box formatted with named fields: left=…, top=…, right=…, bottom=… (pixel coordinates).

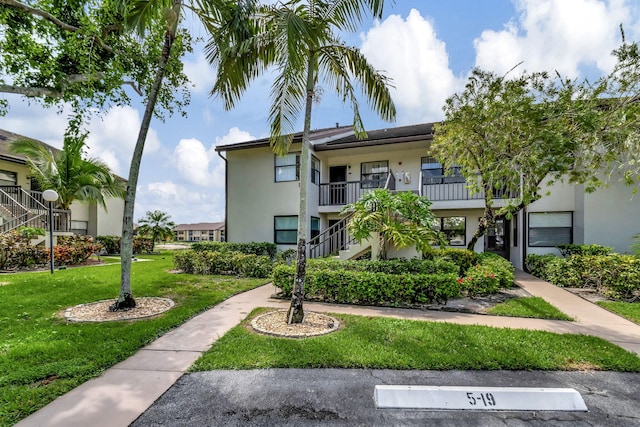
left=486, top=297, right=573, bottom=320
left=0, top=254, right=267, bottom=427
left=598, top=301, right=640, bottom=324
left=192, top=307, right=640, bottom=372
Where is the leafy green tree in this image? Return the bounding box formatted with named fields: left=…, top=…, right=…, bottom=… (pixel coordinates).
left=111, top=0, right=256, bottom=311
left=209, top=0, right=396, bottom=323
left=136, top=210, right=175, bottom=252
left=0, top=0, right=190, bottom=118
left=432, top=38, right=640, bottom=250
left=9, top=129, right=126, bottom=210
left=341, top=189, right=444, bottom=260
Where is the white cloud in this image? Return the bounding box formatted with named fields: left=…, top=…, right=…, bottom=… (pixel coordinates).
left=215, top=127, right=255, bottom=146
left=85, top=106, right=160, bottom=175
left=173, top=127, right=256, bottom=188
left=135, top=180, right=225, bottom=224
left=360, top=9, right=463, bottom=124
left=474, top=0, right=637, bottom=77
left=183, top=51, right=216, bottom=94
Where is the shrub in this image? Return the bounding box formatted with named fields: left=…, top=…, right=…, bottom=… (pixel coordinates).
left=476, top=252, right=515, bottom=288
left=525, top=254, right=559, bottom=279
left=423, top=248, right=479, bottom=276
left=174, top=250, right=272, bottom=278
left=273, top=264, right=462, bottom=306
left=191, top=241, right=277, bottom=259
left=460, top=264, right=501, bottom=297
left=299, top=257, right=459, bottom=276
left=96, top=235, right=120, bottom=254
left=526, top=253, right=640, bottom=300
left=55, top=235, right=102, bottom=265
left=556, top=244, right=613, bottom=257
left=94, top=235, right=154, bottom=255
left=0, top=230, right=46, bottom=270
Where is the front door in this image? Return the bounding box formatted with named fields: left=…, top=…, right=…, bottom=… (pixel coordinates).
left=485, top=218, right=509, bottom=260
left=329, top=166, right=347, bottom=205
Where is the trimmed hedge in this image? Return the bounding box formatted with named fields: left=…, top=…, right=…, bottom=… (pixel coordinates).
left=191, top=241, right=277, bottom=259
left=174, top=249, right=272, bottom=278
left=556, top=244, right=613, bottom=257
left=274, top=252, right=514, bottom=304
left=273, top=265, right=461, bottom=306
left=526, top=253, right=640, bottom=300
left=304, top=257, right=459, bottom=275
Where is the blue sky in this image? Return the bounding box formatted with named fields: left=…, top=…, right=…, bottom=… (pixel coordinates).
left=2, top=0, right=639, bottom=225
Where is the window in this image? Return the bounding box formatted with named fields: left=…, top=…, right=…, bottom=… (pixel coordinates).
left=435, top=216, right=466, bottom=246
left=275, top=216, right=298, bottom=244
left=528, top=212, right=572, bottom=247
left=311, top=217, right=320, bottom=240
left=421, top=157, right=464, bottom=185
left=70, top=220, right=88, bottom=235
left=275, top=153, right=300, bottom=182
left=361, top=161, right=389, bottom=189
left=311, top=156, right=320, bottom=185
left=0, top=170, right=17, bottom=186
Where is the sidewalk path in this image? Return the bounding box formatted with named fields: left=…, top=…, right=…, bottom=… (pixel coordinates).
left=16, top=270, right=640, bottom=427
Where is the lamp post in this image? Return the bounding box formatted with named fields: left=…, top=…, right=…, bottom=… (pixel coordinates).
left=42, top=189, right=59, bottom=274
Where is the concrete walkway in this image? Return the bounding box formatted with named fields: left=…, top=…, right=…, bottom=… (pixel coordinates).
left=16, top=270, right=640, bottom=427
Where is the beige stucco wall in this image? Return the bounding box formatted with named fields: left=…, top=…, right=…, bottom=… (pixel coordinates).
left=583, top=179, right=640, bottom=254
left=70, top=197, right=124, bottom=237
left=0, top=160, right=31, bottom=188
left=227, top=144, right=316, bottom=249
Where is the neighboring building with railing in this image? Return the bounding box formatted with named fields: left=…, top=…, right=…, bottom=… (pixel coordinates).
left=215, top=122, right=640, bottom=270
left=0, top=129, right=125, bottom=243
left=174, top=222, right=225, bottom=242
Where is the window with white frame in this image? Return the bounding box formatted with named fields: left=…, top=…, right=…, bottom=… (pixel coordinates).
left=274, top=216, right=298, bottom=244
left=275, top=154, right=300, bottom=182
left=435, top=216, right=466, bottom=246
left=528, top=212, right=572, bottom=247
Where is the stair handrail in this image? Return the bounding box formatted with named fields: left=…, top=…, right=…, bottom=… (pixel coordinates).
left=0, top=211, right=48, bottom=234
left=0, top=187, right=31, bottom=215
left=307, top=212, right=354, bottom=258
left=384, top=169, right=395, bottom=190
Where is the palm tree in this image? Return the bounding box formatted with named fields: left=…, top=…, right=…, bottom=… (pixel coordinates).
left=341, top=189, right=444, bottom=260
left=209, top=0, right=396, bottom=323
left=111, top=0, right=257, bottom=311
left=137, top=210, right=176, bottom=252
left=9, top=132, right=126, bottom=210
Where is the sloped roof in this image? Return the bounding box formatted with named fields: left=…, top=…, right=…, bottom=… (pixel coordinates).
left=214, top=122, right=435, bottom=153
left=0, top=128, right=127, bottom=181
left=0, top=128, right=60, bottom=164
left=175, top=222, right=225, bottom=231
left=214, top=125, right=354, bottom=152
left=313, top=122, right=435, bottom=151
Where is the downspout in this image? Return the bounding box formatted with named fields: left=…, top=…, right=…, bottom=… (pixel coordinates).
left=217, top=150, right=228, bottom=242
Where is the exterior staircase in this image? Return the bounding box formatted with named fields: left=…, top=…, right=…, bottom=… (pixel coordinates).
left=307, top=213, right=372, bottom=260
left=0, top=186, right=70, bottom=238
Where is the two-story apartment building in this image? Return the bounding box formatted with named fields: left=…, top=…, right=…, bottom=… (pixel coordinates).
left=0, top=129, right=125, bottom=240
left=216, top=122, right=640, bottom=270
left=175, top=222, right=225, bottom=242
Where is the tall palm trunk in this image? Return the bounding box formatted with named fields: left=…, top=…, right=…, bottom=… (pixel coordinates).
left=287, top=59, right=316, bottom=324
left=111, top=3, right=180, bottom=311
